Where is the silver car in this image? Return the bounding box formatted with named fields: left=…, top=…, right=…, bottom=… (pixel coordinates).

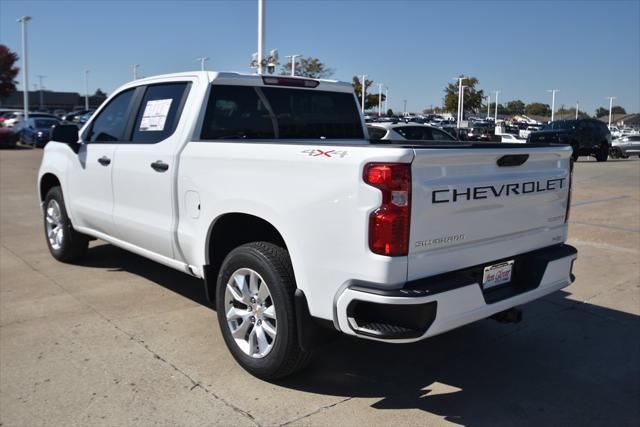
left=367, top=123, right=456, bottom=142
left=610, top=135, right=640, bottom=159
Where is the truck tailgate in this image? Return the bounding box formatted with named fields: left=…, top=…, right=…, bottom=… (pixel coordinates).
left=408, top=145, right=572, bottom=281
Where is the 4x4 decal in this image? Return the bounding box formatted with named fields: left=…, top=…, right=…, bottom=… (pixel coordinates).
left=300, top=149, right=349, bottom=158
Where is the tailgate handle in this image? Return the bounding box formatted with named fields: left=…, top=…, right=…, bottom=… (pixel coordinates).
left=497, top=154, right=529, bottom=167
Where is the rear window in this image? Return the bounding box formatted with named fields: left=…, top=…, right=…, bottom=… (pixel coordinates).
left=34, top=119, right=58, bottom=128
left=200, top=85, right=364, bottom=140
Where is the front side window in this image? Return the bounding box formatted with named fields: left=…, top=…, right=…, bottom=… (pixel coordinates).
left=201, top=85, right=364, bottom=140
left=87, top=89, right=135, bottom=142
left=394, top=126, right=430, bottom=140
left=430, top=128, right=455, bottom=140
left=131, top=83, right=189, bottom=144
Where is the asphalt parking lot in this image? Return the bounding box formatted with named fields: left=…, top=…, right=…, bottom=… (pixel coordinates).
left=0, top=148, right=638, bottom=426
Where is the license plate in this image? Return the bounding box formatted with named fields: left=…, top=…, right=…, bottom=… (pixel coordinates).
left=482, top=260, right=514, bottom=290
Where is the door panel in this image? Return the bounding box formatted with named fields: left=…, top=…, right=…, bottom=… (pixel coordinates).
left=111, top=82, right=190, bottom=259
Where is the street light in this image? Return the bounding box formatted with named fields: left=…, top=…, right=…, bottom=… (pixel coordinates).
left=84, top=70, right=90, bottom=110
left=286, top=54, right=301, bottom=76
left=486, top=95, right=490, bottom=119
left=605, top=96, right=616, bottom=127
left=493, top=90, right=500, bottom=122
left=18, top=16, right=32, bottom=122
left=133, top=64, right=140, bottom=80
left=257, top=0, right=265, bottom=74
left=37, top=75, right=46, bottom=110
left=378, top=83, right=383, bottom=117
left=384, top=86, right=389, bottom=115
left=576, top=101, right=579, bottom=119
left=360, top=74, right=366, bottom=113
left=196, top=57, right=209, bottom=71
left=547, top=89, right=559, bottom=122
left=403, top=99, right=407, bottom=115
left=460, top=85, right=467, bottom=125
left=455, top=76, right=466, bottom=128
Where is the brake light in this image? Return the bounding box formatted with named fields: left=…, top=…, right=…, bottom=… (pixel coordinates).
left=363, top=163, right=411, bottom=256
left=565, top=157, right=574, bottom=223
left=262, top=76, right=319, bottom=88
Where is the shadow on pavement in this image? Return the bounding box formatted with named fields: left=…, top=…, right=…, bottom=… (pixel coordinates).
left=79, top=242, right=639, bottom=426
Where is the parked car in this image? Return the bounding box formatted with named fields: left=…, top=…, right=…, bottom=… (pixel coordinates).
left=519, top=125, right=542, bottom=140
left=500, top=133, right=526, bottom=143
left=2, top=112, right=59, bottom=130
left=39, top=71, right=577, bottom=379
left=53, top=109, right=67, bottom=118
left=0, top=126, right=19, bottom=148
left=610, top=135, right=640, bottom=159
left=20, top=117, right=61, bottom=148
left=367, top=122, right=457, bottom=142
left=527, top=119, right=611, bottom=161
left=62, top=110, right=91, bottom=123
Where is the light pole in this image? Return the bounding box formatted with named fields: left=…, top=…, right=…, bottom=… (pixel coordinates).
left=133, top=64, right=139, bottom=80
left=378, top=83, right=382, bottom=117
left=486, top=95, right=490, bottom=119
left=196, top=57, right=209, bottom=71
left=18, top=16, right=32, bottom=122
left=493, top=90, right=500, bottom=122
left=286, top=54, right=301, bottom=76
left=605, top=96, right=616, bottom=127
left=456, top=76, right=465, bottom=128
left=360, top=74, right=366, bottom=113
left=257, top=0, right=265, bottom=74
left=575, top=101, right=579, bottom=119
left=547, top=89, right=559, bottom=122
left=84, top=70, right=90, bottom=110
left=384, top=86, right=389, bottom=115
left=403, top=99, right=407, bottom=115
left=37, top=75, right=46, bottom=110
left=460, top=85, right=467, bottom=125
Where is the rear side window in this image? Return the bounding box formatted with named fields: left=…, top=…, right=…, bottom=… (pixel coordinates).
left=430, top=128, right=455, bottom=141
left=201, top=85, right=364, bottom=140
left=131, top=83, right=190, bottom=144
left=87, top=89, right=135, bottom=142
left=394, top=126, right=431, bottom=140
left=367, top=126, right=387, bottom=140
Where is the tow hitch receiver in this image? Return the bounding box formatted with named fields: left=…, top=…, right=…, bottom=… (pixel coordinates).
left=490, top=307, right=523, bottom=324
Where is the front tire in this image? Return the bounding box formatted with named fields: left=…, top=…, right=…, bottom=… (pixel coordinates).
left=216, top=242, right=311, bottom=380
left=595, top=142, right=609, bottom=162
left=43, top=186, right=89, bottom=262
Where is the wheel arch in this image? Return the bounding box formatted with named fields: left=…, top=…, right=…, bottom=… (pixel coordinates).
left=39, top=173, right=61, bottom=202
left=203, top=212, right=289, bottom=302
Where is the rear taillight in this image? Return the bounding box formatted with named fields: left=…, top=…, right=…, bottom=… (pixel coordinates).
left=363, top=163, right=411, bottom=256
left=565, top=157, right=574, bottom=223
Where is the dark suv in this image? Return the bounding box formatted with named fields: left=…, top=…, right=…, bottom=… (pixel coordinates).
left=527, top=119, right=611, bottom=161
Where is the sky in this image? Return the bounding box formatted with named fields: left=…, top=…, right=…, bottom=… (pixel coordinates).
left=1, top=0, right=639, bottom=115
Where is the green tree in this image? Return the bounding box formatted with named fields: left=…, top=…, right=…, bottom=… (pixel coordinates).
left=595, top=106, right=626, bottom=117
left=443, top=76, right=484, bottom=113
left=525, top=102, right=551, bottom=117
left=386, top=108, right=394, bottom=116
left=352, top=75, right=385, bottom=111
left=0, top=45, right=19, bottom=100
left=280, top=57, right=334, bottom=79
left=489, top=102, right=507, bottom=115
left=505, top=100, right=525, bottom=115
left=93, top=88, right=107, bottom=97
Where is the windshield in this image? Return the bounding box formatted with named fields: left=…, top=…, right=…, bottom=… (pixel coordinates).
left=34, top=119, right=58, bottom=128
left=201, top=85, right=364, bottom=140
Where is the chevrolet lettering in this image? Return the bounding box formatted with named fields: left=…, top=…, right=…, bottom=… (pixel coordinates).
left=432, top=178, right=566, bottom=204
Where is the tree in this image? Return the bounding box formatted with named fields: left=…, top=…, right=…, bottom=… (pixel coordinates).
left=443, top=76, right=484, bottom=114
left=386, top=109, right=394, bottom=116
left=0, top=44, right=19, bottom=100
left=280, top=57, right=334, bottom=79
left=93, top=88, right=107, bottom=97
left=352, top=75, right=385, bottom=111
left=525, top=102, right=551, bottom=117
left=595, top=106, right=626, bottom=117
left=505, top=100, right=525, bottom=115
left=488, top=102, right=507, bottom=115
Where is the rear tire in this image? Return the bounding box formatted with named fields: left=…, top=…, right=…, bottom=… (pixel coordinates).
left=216, top=242, right=311, bottom=380
left=43, top=186, right=89, bottom=262
left=595, top=142, right=608, bottom=162
left=610, top=147, right=621, bottom=159
left=571, top=143, right=579, bottom=162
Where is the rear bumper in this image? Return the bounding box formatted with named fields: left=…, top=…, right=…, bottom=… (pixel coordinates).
left=335, top=244, right=577, bottom=343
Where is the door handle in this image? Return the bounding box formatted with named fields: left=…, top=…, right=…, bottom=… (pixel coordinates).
left=98, top=156, right=111, bottom=166
left=150, top=160, right=169, bottom=172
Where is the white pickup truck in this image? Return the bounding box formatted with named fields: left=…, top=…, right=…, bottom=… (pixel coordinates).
left=38, top=71, right=577, bottom=379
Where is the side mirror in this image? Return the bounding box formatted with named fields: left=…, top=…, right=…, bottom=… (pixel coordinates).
left=51, top=124, right=80, bottom=152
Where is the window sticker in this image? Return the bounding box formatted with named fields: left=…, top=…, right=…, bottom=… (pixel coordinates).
left=139, top=98, right=173, bottom=131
